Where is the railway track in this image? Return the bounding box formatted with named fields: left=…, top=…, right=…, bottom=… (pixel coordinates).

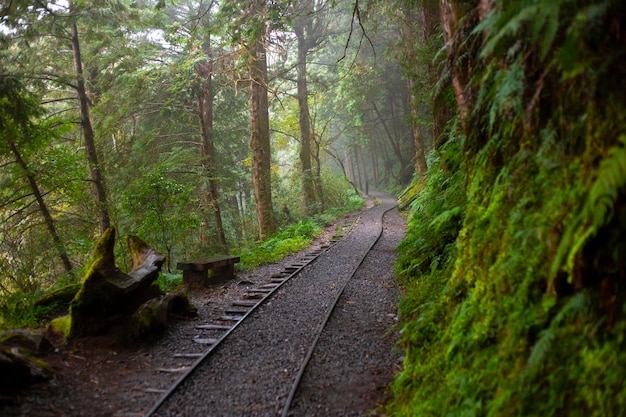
left=143, top=192, right=398, bottom=417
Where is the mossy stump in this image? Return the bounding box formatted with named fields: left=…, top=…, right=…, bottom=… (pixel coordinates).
left=63, top=227, right=194, bottom=341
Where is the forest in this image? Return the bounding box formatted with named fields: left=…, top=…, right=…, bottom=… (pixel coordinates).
left=2, top=0, right=626, bottom=415
left=0, top=0, right=414, bottom=326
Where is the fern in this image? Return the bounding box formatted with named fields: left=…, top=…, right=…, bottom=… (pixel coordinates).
left=587, top=134, right=626, bottom=228
left=527, top=327, right=554, bottom=374
left=429, top=206, right=463, bottom=232
left=551, top=135, right=626, bottom=280
left=553, top=292, right=589, bottom=325
left=527, top=293, right=588, bottom=376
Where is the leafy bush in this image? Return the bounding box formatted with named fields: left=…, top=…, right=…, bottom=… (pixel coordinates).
left=154, top=272, right=183, bottom=293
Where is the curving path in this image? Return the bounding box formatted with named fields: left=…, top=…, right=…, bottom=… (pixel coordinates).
left=151, top=192, right=405, bottom=417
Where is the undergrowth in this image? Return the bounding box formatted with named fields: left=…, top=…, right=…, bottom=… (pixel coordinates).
left=236, top=193, right=363, bottom=269
left=236, top=220, right=324, bottom=269
left=390, top=1, right=626, bottom=416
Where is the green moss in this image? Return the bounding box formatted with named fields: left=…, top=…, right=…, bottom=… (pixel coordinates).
left=80, top=227, right=116, bottom=284
left=389, top=1, right=626, bottom=416
left=49, top=315, right=71, bottom=341
left=35, top=283, right=81, bottom=308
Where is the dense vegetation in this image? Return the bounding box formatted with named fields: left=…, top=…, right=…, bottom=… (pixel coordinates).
left=392, top=0, right=626, bottom=415
left=0, top=0, right=407, bottom=329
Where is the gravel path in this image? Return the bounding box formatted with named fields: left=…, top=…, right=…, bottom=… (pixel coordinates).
left=288, top=197, right=406, bottom=416
left=152, top=192, right=404, bottom=417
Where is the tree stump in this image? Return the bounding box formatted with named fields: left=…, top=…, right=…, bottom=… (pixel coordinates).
left=61, top=227, right=194, bottom=341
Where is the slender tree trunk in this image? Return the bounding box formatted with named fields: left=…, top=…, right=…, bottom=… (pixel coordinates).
left=69, top=7, right=110, bottom=234
left=248, top=39, right=274, bottom=240
left=353, top=149, right=363, bottom=192
left=439, top=0, right=469, bottom=120
left=408, top=78, right=429, bottom=181
left=357, top=146, right=368, bottom=194
left=8, top=140, right=72, bottom=273
left=369, top=140, right=379, bottom=186
left=345, top=150, right=355, bottom=186
left=371, top=101, right=412, bottom=182
left=294, top=18, right=318, bottom=216
left=197, top=57, right=228, bottom=253
left=377, top=138, right=396, bottom=183
left=401, top=5, right=429, bottom=181
left=310, top=135, right=325, bottom=210
left=325, top=148, right=358, bottom=195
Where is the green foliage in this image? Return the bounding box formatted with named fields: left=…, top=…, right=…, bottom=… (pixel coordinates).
left=390, top=1, right=626, bottom=416
left=396, top=133, right=465, bottom=285
left=49, top=315, right=71, bottom=341
left=117, top=163, right=200, bottom=270
left=0, top=292, right=46, bottom=330
left=236, top=219, right=323, bottom=269
left=236, top=184, right=362, bottom=270
left=551, top=135, right=626, bottom=282
left=154, top=272, right=183, bottom=293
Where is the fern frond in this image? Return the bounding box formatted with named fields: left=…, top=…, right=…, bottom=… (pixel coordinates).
left=550, top=135, right=626, bottom=280
left=429, top=206, right=463, bottom=232
left=527, top=328, right=554, bottom=373
left=587, top=134, right=626, bottom=228
left=554, top=292, right=589, bottom=324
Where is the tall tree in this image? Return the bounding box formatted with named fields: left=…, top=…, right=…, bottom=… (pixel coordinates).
left=0, top=78, right=73, bottom=273
left=402, top=5, right=429, bottom=181
left=219, top=0, right=279, bottom=239
left=69, top=1, right=111, bottom=234
left=293, top=0, right=327, bottom=215
left=248, top=34, right=274, bottom=239
left=197, top=33, right=229, bottom=253
left=439, top=0, right=469, bottom=120
left=170, top=0, right=231, bottom=253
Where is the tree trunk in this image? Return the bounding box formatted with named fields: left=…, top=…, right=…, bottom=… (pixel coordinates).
left=357, top=146, right=368, bottom=194
left=248, top=39, right=274, bottom=240
left=408, top=78, right=429, bottom=181
left=369, top=140, right=379, bottom=186
left=294, top=18, right=318, bottom=216
left=353, top=149, right=363, bottom=192
left=69, top=6, right=110, bottom=234
left=197, top=54, right=228, bottom=253
left=371, top=101, right=413, bottom=183
left=439, top=0, right=469, bottom=120
left=310, top=133, right=325, bottom=211
left=401, top=4, right=430, bottom=181
left=195, top=27, right=228, bottom=254
left=8, top=140, right=73, bottom=273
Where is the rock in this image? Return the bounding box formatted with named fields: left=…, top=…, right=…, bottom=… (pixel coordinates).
left=0, top=343, right=53, bottom=393
left=0, top=330, right=52, bottom=353
left=130, top=291, right=197, bottom=339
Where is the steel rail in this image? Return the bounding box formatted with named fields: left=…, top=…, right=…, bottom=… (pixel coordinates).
left=142, top=220, right=355, bottom=417
left=280, top=202, right=397, bottom=417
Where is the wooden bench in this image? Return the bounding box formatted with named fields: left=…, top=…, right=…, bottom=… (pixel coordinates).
left=177, top=255, right=240, bottom=287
